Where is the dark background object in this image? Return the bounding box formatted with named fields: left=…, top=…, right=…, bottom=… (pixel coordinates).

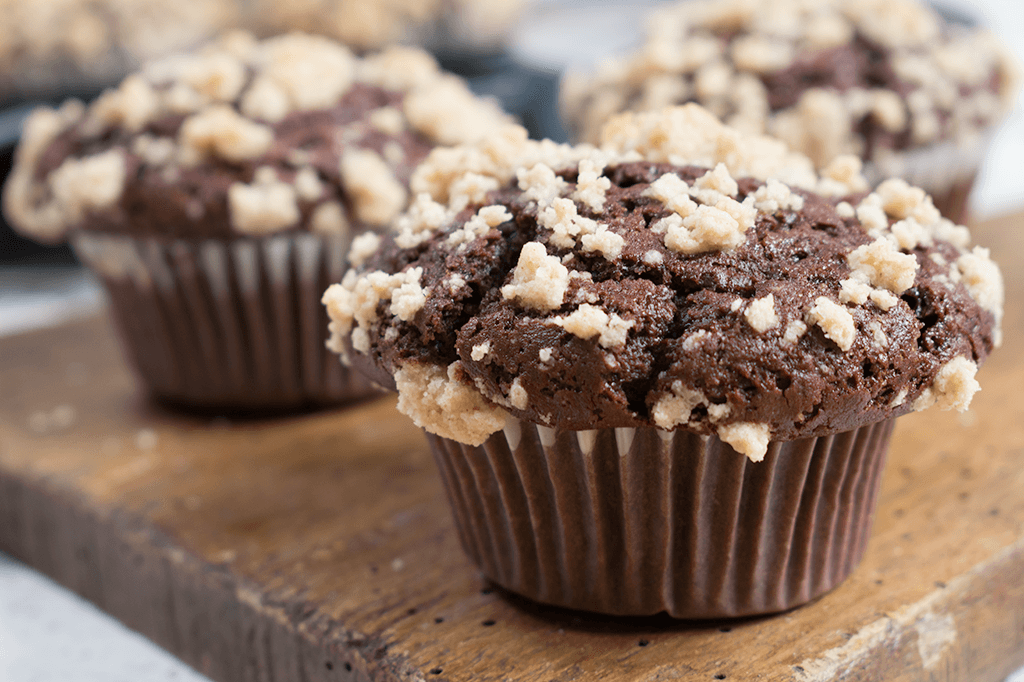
left=439, top=51, right=569, bottom=143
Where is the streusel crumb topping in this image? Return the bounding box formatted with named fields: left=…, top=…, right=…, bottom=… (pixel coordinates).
left=562, top=0, right=1019, bottom=172
left=4, top=32, right=511, bottom=242
left=324, top=105, right=1001, bottom=459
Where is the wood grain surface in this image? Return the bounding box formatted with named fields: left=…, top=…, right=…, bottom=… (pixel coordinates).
left=1, top=215, right=1023, bottom=682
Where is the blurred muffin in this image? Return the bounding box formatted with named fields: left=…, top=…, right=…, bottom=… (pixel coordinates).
left=0, top=0, right=527, bottom=104
left=0, top=0, right=238, bottom=101
left=4, top=31, right=511, bottom=412
left=252, top=0, right=526, bottom=56
left=561, top=0, right=1019, bottom=222
left=324, top=105, right=1002, bottom=616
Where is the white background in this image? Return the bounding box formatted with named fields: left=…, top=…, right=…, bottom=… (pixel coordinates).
left=1, top=0, right=1023, bottom=679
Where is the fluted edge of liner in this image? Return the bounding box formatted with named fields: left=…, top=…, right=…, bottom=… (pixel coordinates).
left=426, top=419, right=894, bottom=618
left=73, top=232, right=378, bottom=412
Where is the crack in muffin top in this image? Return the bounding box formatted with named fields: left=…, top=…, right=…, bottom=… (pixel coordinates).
left=323, top=105, right=1002, bottom=460
left=3, top=31, right=512, bottom=243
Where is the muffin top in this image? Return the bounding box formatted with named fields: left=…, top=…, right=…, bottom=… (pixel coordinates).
left=3, top=32, right=511, bottom=243
left=323, top=106, right=1002, bottom=460
left=561, top=0, right=1019, bottom=169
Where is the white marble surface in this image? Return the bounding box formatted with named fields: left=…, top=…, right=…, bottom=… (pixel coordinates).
left=0, top=266, right=103, bottom=337
left=0, top=552, right=208, bottom=682
left=2, top=1, right=1023, bottom=680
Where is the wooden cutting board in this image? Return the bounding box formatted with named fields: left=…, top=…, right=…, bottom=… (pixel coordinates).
left=1, top=214, right=1023, bottom=682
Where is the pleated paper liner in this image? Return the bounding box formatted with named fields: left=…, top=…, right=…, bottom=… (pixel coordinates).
left=863, top=132, right=992, bottom=225
left=427, top=418, right=894, bottom=619
left=73, top=231, right=379, bottom=413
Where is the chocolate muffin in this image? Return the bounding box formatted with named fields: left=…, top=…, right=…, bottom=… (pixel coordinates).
left=324, top=105, right=1003, bottom=617
left=4, top=31, right=511, bottom=412
left=561, top=0, right=1020, bottom=223
left=0, top=0, right=524, bottom=102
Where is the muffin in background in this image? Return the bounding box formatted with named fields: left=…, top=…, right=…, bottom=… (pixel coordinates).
left=252, top=0, right=527, bottom=56
left=561, top=0, right=1020, bottom=223
left=324, top=104, right=1003, bottom=617
left=0, top=0, right=239, bottom=102
left=0, top=0, right=527, bottom=103
left=3, top=31, right=511, bottom=413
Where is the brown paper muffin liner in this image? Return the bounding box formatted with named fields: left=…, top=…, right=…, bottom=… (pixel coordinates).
left=864, top=132, right=993, bottom=225
left=73, top=231, right=378, bottom=412
left=426, top=418, right=894, bottom=618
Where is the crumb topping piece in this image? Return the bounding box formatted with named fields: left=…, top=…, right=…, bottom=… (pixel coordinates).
left=644, top=173, right=699, bottom=217
left=248, top=33, right=355, bottom=116
left=519, top=164, right=570, bottom=207
left=847, top=237, right=919, bottom=294
left=310, top=202, right=349, bottom=236
left=744, top=294, right=779, bottom=333
left=228, top=171, right=300, bottom=235
left=717, top=422, right=772, bottom=462
left=349, top=233, right=383, bottom=268
left=658, top=202, right=752, bottom=255
left=394, top=362, right=509, bottom=447
left=509, top=378, right=529, bottom=410
left=956, top=246, right=1004, bottom=347
left=550, top=304, right=635, bottom=349
left=912, top=356, right=980, bottom=413
left=322, top=266, right=424, bottom=360
left=49, top=150, right=127, bottom=225
left=501, top=242, right=570, bottom=312
left=573, top=159, right=611, bottom=213
left=753, top=179, right=805, bottom=213
left=180, top=105, right=274, bottom=164
left=449, top=205, right=512, bottom=247
left=653, top=381, right=711, bottom=431
left=389, top=269, right=427, bottom=322
left=682, top=330, right=709, bottom=351
left=539, top=198, right=599, bottom=248
left=597, top=106, right=821, bottom=191
left=395, top=194, right=452, bottom=249
left=340, top=149, right=408, bottom=228
left=782, top=320, right=808, bottom=346
left=838, top=278, right=872, bottom=306
left=808, top=297, right=856, bottom=351
left=471, top=342, right=492, bottom=361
